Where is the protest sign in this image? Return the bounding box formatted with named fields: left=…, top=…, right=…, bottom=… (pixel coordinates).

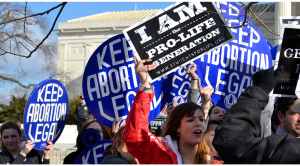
left=82, top=33, right=198, bottom=128
left=123, top=2, right=235, bottom=83
left=281, top=16, right=300, bottom=26
left=82, top=2, right=272, bottom=127
left=74, top=139, right=113, bottom=164
left=194, top=2, right=273, bottom=109
left=295, top=73, right=300, bottom=98
left=274, top=24, right=300, bottom=97
left=150, top=116, right=166, bottom=130
left=24, top=79, right=69, bottom=150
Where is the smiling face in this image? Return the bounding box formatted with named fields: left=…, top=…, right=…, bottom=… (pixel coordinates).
left=210, top=106, right=226, bottom=122
left=177, top=109, right=205, bottom=145
left=1, top=128, right=20, bottom=152
left=87, top=122, right=104, bottom=141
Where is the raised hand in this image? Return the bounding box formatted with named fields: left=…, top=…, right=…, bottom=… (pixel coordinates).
left=20, top=140, right=35, bottom=157
left=198, top=79, right=214, bottom=108
left=112, top=118, right=126, bottom=134
left=44, top=140, right=54, bottom=159
left=252, top=66, right=284, bottom=94
left=133, top=52, right=156, bottom=88
left=184, top=63, right=198, bottom=80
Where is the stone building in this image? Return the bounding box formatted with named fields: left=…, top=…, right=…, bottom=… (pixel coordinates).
left=54, top=2, right=300, bottom=98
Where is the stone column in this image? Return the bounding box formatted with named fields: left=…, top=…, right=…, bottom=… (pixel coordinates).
left=57, top=43, right=66, bottom=83
left=296, top=2, right=300, bottom=16
left=275, top=2, right=291, bottom=45
left=83, top=42, right=93, bottom=66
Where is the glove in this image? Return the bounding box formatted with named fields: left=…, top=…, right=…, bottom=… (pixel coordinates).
left=252, top=65, right=284, bottom=94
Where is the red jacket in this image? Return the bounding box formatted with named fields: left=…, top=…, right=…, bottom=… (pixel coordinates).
left=123, top=87, right=222, bottom=164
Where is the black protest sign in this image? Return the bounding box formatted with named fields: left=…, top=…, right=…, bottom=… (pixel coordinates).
left=281, top=16, right=300, bottom=26
left=274, top=25, right=300, bottom=96
left=123, top=2, right=235, bottom=82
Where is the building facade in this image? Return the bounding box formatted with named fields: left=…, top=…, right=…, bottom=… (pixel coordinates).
left=54, top=2, right=299, bottom=98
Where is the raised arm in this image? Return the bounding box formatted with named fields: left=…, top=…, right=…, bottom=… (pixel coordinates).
left=123, top=53, right=161, bottom=164
left=184, top=64, right=213, bottom=120
left=184, top=63, right=200, bottom=103
left=212, top=66, right=300, bottom=164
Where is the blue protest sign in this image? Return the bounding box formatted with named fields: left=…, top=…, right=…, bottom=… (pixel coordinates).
left=271, top=45, right=278, bottom=61
left=82, top=2, right=272, bottom=127
left=24, top=79, right=69, bottom=150
left=195, top=2, right=273, bottom=110
left=74, top=139, right=113, bottom=164
left=83, top=33, right=205, bottom=127
left=267, top=41, right=273, bottom=50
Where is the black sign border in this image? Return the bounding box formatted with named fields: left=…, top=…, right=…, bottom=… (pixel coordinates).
left=123, top=2, right=235, bottom=83
left=274, top=24, right=300, bottom=97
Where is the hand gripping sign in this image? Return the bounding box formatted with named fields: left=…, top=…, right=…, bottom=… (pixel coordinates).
left=74, top=140, right=113, bottom=164
left=24, top=79, right=69, bottom=150
left=123, top=2, right=235, bottom=83
left=83, top=2, right=273, bottom=127
left=195, top=2, right=273, bottom=110
left=82, top=33, right=199, bottom=128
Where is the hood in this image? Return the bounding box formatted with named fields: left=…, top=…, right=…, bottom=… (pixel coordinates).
left=163, top=135, right=182, bottom=164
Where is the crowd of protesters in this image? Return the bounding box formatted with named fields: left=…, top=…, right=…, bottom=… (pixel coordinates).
left=2, top=51, right=300, bottom=164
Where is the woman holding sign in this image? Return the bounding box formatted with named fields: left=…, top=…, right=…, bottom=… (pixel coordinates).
left=0, top=121, right=54, bottom=164
left=123, top=54, right=221, bottom=164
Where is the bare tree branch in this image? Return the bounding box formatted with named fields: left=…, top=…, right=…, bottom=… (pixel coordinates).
left=0, top=74, right=36, bottom=89
left=240, top=2, right=280, bottom=36
left=26, top=2, right=67, bottom=58
left=0, top=2, right=67, bottom=58
left=223, top=2, right=258, bottom=28
left=248, top=3, right=273, bottom=24
left=0, top=2, right=66, bottom=26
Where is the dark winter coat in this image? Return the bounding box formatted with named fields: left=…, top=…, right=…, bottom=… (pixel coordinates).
left=73, top=104, right=93, bottom=122
left=213, top=86, right=300, bottom=164
left=63, top=150, right=83, bottom=164
left=0, top=148, right=49, bottom=164
left=100, top=153, right=130, bottom=164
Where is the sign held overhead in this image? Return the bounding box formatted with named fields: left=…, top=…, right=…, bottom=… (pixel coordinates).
left=123, top=2, right=235, bottom=82
left=274, top=24, right=300, bottom=97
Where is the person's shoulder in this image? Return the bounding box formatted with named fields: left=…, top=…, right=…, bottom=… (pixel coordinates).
left=100, top=154, right=130, bottom=164
left=66, top=151, right=79, bottom=158
left=27, top=148, right=43, bottom=158
left=64, top=151, right=81, bottom=164
left=0, top=150, right=6, bottom=156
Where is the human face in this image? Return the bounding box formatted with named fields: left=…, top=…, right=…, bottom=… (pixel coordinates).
left=279, top=106, right=300, bottom=138
left=1, top=128, right=21, bottom=152
left=177, top=109, right=205, bottom=145
left=87, top=122, right=104, bottom=141
left=80, top=98, right=85, bottom=104
left=210, top=106, right=226, bottom=122
left=205, top=124, right=218, bottom=155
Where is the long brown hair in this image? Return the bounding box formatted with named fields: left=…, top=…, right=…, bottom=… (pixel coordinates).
left=162, top=102, right=211, bottom=164
left=110, top=126, right=139, bottom=164
left=76, top=119, right=111, bottom=151
left=0, top=121, right=21, bottom=151
left=111, top=126, right=125, bottom=155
